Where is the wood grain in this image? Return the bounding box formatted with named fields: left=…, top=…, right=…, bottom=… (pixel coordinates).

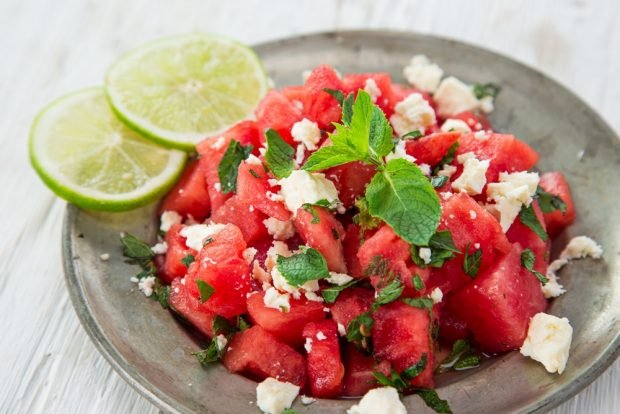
left=0, top=0, right=617, bottom=412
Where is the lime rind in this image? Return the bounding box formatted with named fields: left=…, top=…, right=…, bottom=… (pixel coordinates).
left=105, top=33, right=268, bottom=151
left=29, top=88, right=187, bottom=211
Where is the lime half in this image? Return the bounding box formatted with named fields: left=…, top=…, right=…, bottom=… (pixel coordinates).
left=29, top=88, right=187, bottom=211
left=105, top=33, right=268, bottom=151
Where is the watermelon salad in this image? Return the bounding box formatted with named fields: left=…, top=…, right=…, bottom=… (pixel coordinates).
left=121, top=55, right=604, bottom=414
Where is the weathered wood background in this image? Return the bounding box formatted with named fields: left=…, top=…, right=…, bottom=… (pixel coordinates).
left=1, top=0, right=618, bottom=412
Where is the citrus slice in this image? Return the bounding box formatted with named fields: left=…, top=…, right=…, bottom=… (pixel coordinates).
left=105, top=33, right=268, bottom=151
left=29, top=88, right=187, bottom=211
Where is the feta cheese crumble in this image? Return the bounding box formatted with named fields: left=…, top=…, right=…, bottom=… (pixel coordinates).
left=440, top=118, right=472, bottom=134
left=263, top=287, right=291, bottom=312
left=438, top=164, right=457, bottom=178
left=347, top=387, right=406, bottom=414
left=180, top=223, right=227, bottom=251
left=138, top=276, right=156, bottom=297
left=278, top=170, right=340, bottom=214
left=256, top=377, right=300, bottom=414
left=300, top=395, right=316, bottom=405
left=316, top=331, right=327, bottom=341
left=304, top=337, right=313, bottom=353
left=160, top=210, right=182, bottom=232
left=430, top=287, right=444, bottom=304
left=263, top=217, right=295, bottom=240
left=385, top=140, right=416, bottom=164
left=242, top=247, right=258, bottom=264
left=364, top=78, right=382, bottom=103
left=418, top=247, right=432, bottom=265
left=246, top=154, right=263, bottom=165
left=434, top=76, right=480, bottom=117
left=451, top=152, right=489, bottom=196
left=99, top=253, right=110, bottom=261
left=403, top=54, right=444, bottom=93
left=390, top=93, right=436, bottom=137
left=291, top=118, right=321, bottom=151
left=326, top=272, right=354, bottom=286
left=215, top=334, right=228, bottom=351
left=337, top=323, right=346, bottom=336
left=151, top=241, right=168, bottom=255
left=520, top=313, right=573, bottom=374
left=213, top=182, right=221, bottom=192
left=486, top=171, right=540, bottom=232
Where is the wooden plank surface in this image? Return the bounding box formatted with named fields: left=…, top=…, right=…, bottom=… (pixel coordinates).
left=0, top=0, right=618, bottom=412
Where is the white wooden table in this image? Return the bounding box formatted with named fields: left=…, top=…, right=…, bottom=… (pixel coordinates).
left=1, top=0, right=618, bottom=412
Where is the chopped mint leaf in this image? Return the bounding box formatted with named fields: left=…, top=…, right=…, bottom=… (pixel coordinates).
left=196, top=280, right=215, bottom=302
left=282, top=409, right=299, bottom=414
left=265, top=128, right=295, bottom=179
left=519, top=204, right=548, bottom=241
left=248, top=168, right=261, bottom=178
left=236, top=315, right=250, bottom=331
left=373, top=355, right=427, bottom=392
left=536, top=186, right=567, bottom=214
left=322, top=279, right=359, bottom=303
left=432, top=141, right=459, bottom=175
left=181, top=254, right=195, bottom=267
left=276, top=247, right=330, bottom=287
left=323, top=88, right=345, bottom=106
left=402, top=297, right=434, bottom=309
left=463, top=244, right=482, bottom=278
left=402, top=353, right=428, bottom=380
left=431, top=175, right=449, bottom=188
left=346, top=311, right=373, bottom=350
left=331, top=228, right=340, bottom=240
left=472, top=82, right=501, bottom=100
left=212, top=315, right=236, bottom=336
left=154, top=283, right=170, bottom=309
left=120, top=233, right=154, bottom=268
left=454, top=354, right=481, bottom=370
left=416, top=389, right=452, bottom=414
left=373, top=278, right=404, bottom=309
left=363, top=255, right=391, bottom=278
left=302, top=143, right=365, bottom=172
left=193, top=336, right=227, bottom=365
left=342, top=92, right=354, bottom=125
left=302, top=204, right=321, bottom=224
left=366, top=159, right=441, bottom=246
left=412, top=274, right=425, bottom=291
left=520, top=248, right=549, bottom=285
left=403, top=129, right=423, bottom=139
left=438, top=339, right=470, bottom=372
left=218, top=140, right=253, bottom=193
left=412, top=230, right=460, bottom=268
left=353, top=197, right=382, bottom=234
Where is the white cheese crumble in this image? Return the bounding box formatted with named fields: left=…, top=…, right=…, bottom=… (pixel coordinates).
left=469, top=210, right=477, bottom=220
left=256, top=377, right=300, bottom=414
left=151, top=241, right=168, bottom=255
left=440, top=119, right=472, bottom=134
left=291, top=118, right=321, bottom=151
left=211, top=136, right=227, bottom=150
left=386, top=140, right=416, bottom=164
left=430, top=287, right=444, bottom=304
left=347, top=387, right=406, bottom=414
left=304, top=291, right=324, bottom=303
left=337, top=323, right=346, bottom=336
left=213, top=182, right=221, bottom=193
left=451, top=152, right=489, bottom=196
left=418, top=163, right=431, bottom=176
left=242, top=247, right=258, bottom=265
left=438, top=164, right=457, bottom=178
left=99, top=253, right=110, bottom=261
left=390, top=93, right=437, bottom=137
left=263, top=287, right=291, bottom=312
left=263, top=217, right=295, bottom=240
left=304, top=337, right=313, bottom=353
left=520, top=313, right=573, bottom=374
left=440, top=191, right=453, bottom=201
left=180, top=223, right=227, bottom=251
left=138, top=276, right=156, bottom=297
left=434, top=76, right=480, bottom=118
left=160, top=211, right=182, bottom=232
left=486, top=171, right=540, bottom=232
left=474, top=130, right=488, bottom=140
left=418, top=247, right=432, bottom=265
left=246, top=154, right=263, bottom=166
left=480, top=96, right=495, bottom=113
left=278, top=170, right=340, bottom=214
left=326, top=272, right=354, bottom=286
left=403, top=54, right=444, bottom=93
left=295, top=144, right=306, bottom=167
left=364, top=78, right=382, bottom=103
left=300, top=395, right=316, bottom=405
left=272, top=267, right=320, bottom=300
left=316, top=331, right=327, bottom=341
left=215, top=334, right=228, bottom=351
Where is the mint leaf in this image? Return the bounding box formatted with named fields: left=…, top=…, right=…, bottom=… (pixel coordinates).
left=342, top=93, right=354, bottom=125
left=520, top=248, right=549, bottom=285
left=402, top=353, right=428, bottom=380
left=373, top=354, right=427, bottom=392
left=302, top=204, right=321, bottom=224
left=454, top=354, right=481, bottom=370
left=193, top=336, right=227, bottom=365
left=265, top=128, right=295, bottom=179
left=403, top=129, right=423, bottom=139
left=412, top=230, right=461, bottom=268
left=368, top=103, right=394, bottom=160
left=321, top=279, right=358, bottom=303
left=366, top=159, right=441, bottom=245
left=218, top=140, right=253, bottom=193
left=120, top=233, right=154, bottom=268
left=212, top=315, right=236, bottom=336
left=519, top=204, right=548, bottom=241
left=196, top=280, right=215, bottom=302
left=282, top=409, right=299, bottom=414
left=353, top=197, right=382, bottom=233
left=463, top=243, right=482, bottom=278
left=373, top=279, right=404, bottom=309
left=437, top=339, right=481, bottom=373
left=403, top=296, right=434, bottom=309
left=154, top=283, right=170, bottom=309
left=323, top=88, right=345, bottom=106
left=181, top=254, right=195, bottom=267
left=432, top=141, right=459, bottom=175
left=472, top=82, right=501, bottom=100
left=431, top=175, right=449, bottom=188
left=346, top=311, right=373, bottom=350
left=416, top=390, right=452, bottom=414
left=302, top=144, right=364, bottom=172
left=412, top=274, right=425, bottom=291
left=536, top=186, right=567, bottom=214
left=276, top=247, right=330, bottom=286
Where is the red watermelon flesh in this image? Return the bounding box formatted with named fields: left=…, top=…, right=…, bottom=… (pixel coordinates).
left=539, top=172, right=576, bottom=238
left=325, top=161, right=376, bottom=209
left=159, top=159, right=211, bottom=221
left=158, top=223, right=192, bottom=284
left=330, top=287, right=374, bottom=331
left=211, top=194, right=269, bottom=245
left=236, top=162, right=291, bottom=221
left=342, top=344, right=391, bottom=397
left=506, top=201, right=550, bottom=275
left=404, top=132, right=460, bottom=167
left=168, top=277, right=217, bottom=338
left=303, top=320, right=344, bottom=398
left=255, top=90, right=304, bottom=146
left=302, top=65, right=344, bottom=130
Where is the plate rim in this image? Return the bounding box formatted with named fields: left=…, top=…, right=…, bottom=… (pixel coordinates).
left=62, top=29, right=620, bottom=414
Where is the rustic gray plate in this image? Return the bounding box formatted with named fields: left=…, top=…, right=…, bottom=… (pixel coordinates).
left=63, top=30, right=620, bottom=414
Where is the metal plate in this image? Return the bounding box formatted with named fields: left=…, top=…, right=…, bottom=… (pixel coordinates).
left=63, top=30, right=620, bottom=414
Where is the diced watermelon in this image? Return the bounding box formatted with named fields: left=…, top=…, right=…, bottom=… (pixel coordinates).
left=325, top=161, right=377, bottom=208
left=302, top=65, right=344, bottom=129
left=342, top=344, right=391, bottom=397
left=246, top=291, right=326, bottom=347
left=428, top=193, right=512, bottom=294
left=451, top=111, right=491, bottom=132
left=294, top=206, right=347, bottom=273
left=211, top=195, right=269, bottom=245
left=389, top=84, right=437, bottom=115
left=281, top=86, right=308, bottom=109
left=506, top=201, right=549, bottom=275
left=159, top=159, right=211, bottom=221
left=342, top=224, right=364, bottom=278
left=342, top=73, right=394, bottom=117
left=168, top=278, right=217, bottom=338
left=236, top=162, right=291, bottom=221
left=196, top=136, right=232, bottom=211
left=222, top=325, right=307, bottom=387
left=404, top=132, right=460, bottom=167
left=373, top=301, right=435, bottom=389
left=456, top=133, right=540, bottom=185
left=539, top=172, right=576, bottom=238
left=302, top=320, right=344, bottom=398
left=158, top=223, right=192, bottom=284
left=255, top=90, right=304, bottom=146
left=330, top=287, right=374, bottom=330
left=450, top=244, right=547, bottom=353
left=437, top=297, right=470, bottom=344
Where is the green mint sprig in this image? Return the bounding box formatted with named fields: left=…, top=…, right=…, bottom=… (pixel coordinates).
left=218, top=141, right=253, bottom=193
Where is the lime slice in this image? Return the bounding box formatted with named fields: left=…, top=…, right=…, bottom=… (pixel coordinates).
left=105, top=33, right=268, bottom=151
left=29, top=88, right=187, bottom=211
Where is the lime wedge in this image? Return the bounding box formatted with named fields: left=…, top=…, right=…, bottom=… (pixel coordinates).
left=105, top=33, right=268, bottom=151
left=29, top=88, right=187, bottom=211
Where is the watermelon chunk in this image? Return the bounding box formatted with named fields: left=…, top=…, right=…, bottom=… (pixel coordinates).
left=236, top=162, right=291, bottom=221
left=342, top=73, right=394, bottom=117
left=342, top=224, right=365, bottom=278
left=437, top=297, right=470, bottom=344
left=302, top=65, right=344, bottom=130
left=404, top=132, right=460, bottom=167
left=506, top=201, right=549, bottom=275
left=159, top=159, right=211, bottom=221
left=342, top=344, right=391, bottom=397
left=255, top=90, right=303, bottom=146
left=303, top=320, right=344, bottom=398
left=158, top=223, right=192, bottom=284
left=330, top=287, right=374, bottom=330
left=211, top=195, right=269, bottom=245
left=196, top=136, right=233, bottom=211
left=539, top=172, right=576, bottom=238
left=247, top=291, right=326, bottom=347
left=326, top=161, right=376, bottom=208
left=450, top=244, right=547, bottom=353
left=222, top=325, right=307, bottom=387
left=168, top=277, right=218, bottom=338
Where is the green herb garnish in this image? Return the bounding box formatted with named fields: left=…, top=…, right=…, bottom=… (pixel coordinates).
left=520, top=248, right=549, bottom=285
left=181, top=254, right=195, bottom=267
left=472, top=82, right=501, bottom=100
left=218, top=140, right=253, bottom=193
left=276, top=247, right=330, bottom=287
left=519, top=204, right=548, bottom=241
left=536, top=186, right=567, bottom=214
left=463, top=243, right=482, bottom=278
left=416, top=389, right=452, bottom=413
left=321, top=279, right=358, bottom=304
left=265, top=128, right=295, bottom=179
left=196, top=279, right=215, bottom=302
left=372, top=279, right=404, bottom=309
